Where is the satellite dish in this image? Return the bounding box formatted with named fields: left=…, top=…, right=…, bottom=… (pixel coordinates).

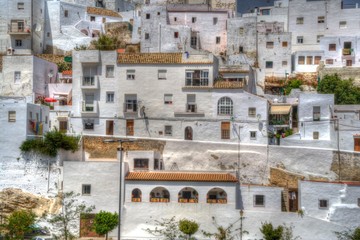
left=257, top=114, right=262, bottom=120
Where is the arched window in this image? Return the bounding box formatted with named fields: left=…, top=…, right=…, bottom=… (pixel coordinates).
left=206, top=188, right=227, bottom=204
left=217, top=97, right=233, bottom=115
left=185, top=126, right=193, bottom=140
left=178, top=187, right=198, bottom=203
left=149, top=187, right=170, bottom=203
left=131, top=188, right=142, bottom=202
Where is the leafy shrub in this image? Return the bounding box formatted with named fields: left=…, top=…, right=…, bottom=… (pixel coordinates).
left=179, top=219, right=199, bottom=238
left=285, top=79, right=302, bottom=95
left=260, top=222, right=283, bottom=240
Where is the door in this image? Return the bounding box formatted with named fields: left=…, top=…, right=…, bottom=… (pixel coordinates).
left=185, top=126, right=193, bottom=140
left=126, top=119, right=134, bottom=136
left=59, top=121, right=68, bottom=132
left=288, top=191, right=298, bottom=212
left=354, top=138, right=360, bottom=151
left=106, top=120, right=114, bottom=135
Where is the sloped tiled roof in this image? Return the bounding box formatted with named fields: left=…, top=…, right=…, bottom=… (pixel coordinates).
left=213, top=81, right=244, bottom=89
left=62, top=70, right=72, bottom=75
left=118, top=53, right=183, bottom=64
left=126, top=172, right=238, bottom=182
left=87, top=7, right=121, bottom=18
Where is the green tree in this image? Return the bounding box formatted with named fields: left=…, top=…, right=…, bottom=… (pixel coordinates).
left=178, top=219, right=199, bottom=239
left=92, top=34, right=117, bottom=50
left=317, top=74, right=360, bottom=104
left=145, top=216, right=181, bottom=240
left=284, top=79, right=302, bottom=95
left=93, top=211, right=119, bottom=240
left=49, top=192, right=94, bottom=240
left=335, top=227, right=360, bottom=240
left=5, top=210, right=36, bottom=240
left=260, top=222, right=283, bottom=240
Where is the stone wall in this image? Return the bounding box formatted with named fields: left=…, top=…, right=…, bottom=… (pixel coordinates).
left=331, top=151, right=360, bottom=181
left=269, top=167, right=305, bottom=189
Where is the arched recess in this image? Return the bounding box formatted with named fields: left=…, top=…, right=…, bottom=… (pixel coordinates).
left=131, top=188, right=142, bottom=202
left=149, top=187, right=170, bottom=202
left=178, top=187, right=198, bottom=203
left=206, top=187, right=227, bottom=204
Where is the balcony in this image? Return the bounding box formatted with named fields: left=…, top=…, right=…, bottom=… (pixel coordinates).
left=207, top=199, right=227, bottom=204
left=79, top=50, right=100, bottom=63
left=8, top=20, right=30, bottom=34
left=81, top=101, right=98, bottom=116
left=81, top=76, right=99, bottom=89
left=131, top=198, right=141, bottom=202
left=174, top=103, right=205, bottom=117
left=342, top=48, right=351, bottom=56
left=150, top=198, right=170, bottom=203
left=123, top=101, right=138, bottom=117
left=178, top=198, right=198, bottom=203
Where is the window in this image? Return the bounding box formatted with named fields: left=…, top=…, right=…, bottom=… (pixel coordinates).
left=248, top=108, right=256, bottom=117
left=106, top=65, right=114, bottom=78
left=239, top=27, right=244, bottom=35
left=318, top=16, right=325, bottom=23
left=213, top=17, right=218, bottom=25
left=29, top=111, right=32, bottom=120
left=298, top=56, right=305, bottom=65
left=282, top=61, right=288, bottom=66
left=297, top=36, right=304, bottom=44
left=282, top=41, right=288, bottom=47
left=317, top=35, right=323, bottom=43
left=82, top=184, right=91, bottom=195
left=346, top=60, right=353, bottom=67
left=313, top=106, right=320, bottom=121
left=221, top=122, right=230, bottom=139
left=14, top=71, right=21, bottom=83
left=15, top=39, right=22, bottom=47
left=329, top=44, right=336, bottom=51
left=158, top=69, right=167, bottom=80
left=187, top=94, right=196, bottom=112
left=64, top=10, right=68, bottom=17
left=8, top=111, right=16, bottom=122
left=174, top=17, right=177, bottom=22
left=126, top=69, right=135, bottom=80
left=146, top=13, right=150, bottom=19
left=261, top=9, right=270, bottom=15
left=185, top=70, right=209, bottom=86
left=191, top=37, right=197, bottom=47
left=239, top=46, right=244, bottom=53
left=84, top=120, right=94, bottom=130
left=319, top=199, right=328, bottom=209
left=265, top=61, right=273, bottom=69
left=164, top=94, right=173, bottom=104
left=154, top=159, right=159, bottom=170
left=165, top=125, right=172, bottom=136
left=45, top=116, right=48, bottom=124
left=358, top=198, right=360, bottom=207
left=216, top=36, right=221, bottom=44
left=313, top=131, right=319, bottom=140
left=90, top=16, right=95, bottom=21
left=145, top=33, right=150, bottom=40
left=174, top=32, right=179, bottom=38
left=36, top=113, right=39, bottom=121
left=192, top=17, right=196, bottom=23
left=306, top=56, right=313, bottom=65
left=339, top=21, right=347, bottom=29
left=17, top=2, right=24, bottom=10
left=217, top=97, right=233, bottom=115
left=326, top=59, right=334, bottom=65
left=266, top=41, right=274, bottom=49
left=314, top=56, right=322, bottom=65
left=157, top=12, right=160, bottom=15
left=106, top=92, right=114, bottom=103
left=47, top=32, right=50, bottom=37
left=134, top=159, right=149, bottom=169
left=124, top=94, right=137, bottom=112
left=254, top=195, right=265, bottom=207
left=250, top=131, right=257, bottom=140
left=296, top=17, right=304, bottom=24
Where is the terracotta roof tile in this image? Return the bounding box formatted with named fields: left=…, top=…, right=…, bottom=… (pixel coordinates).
left=125, top=172, right=238, bottom=182
left=118, top=53, right=183, bottom=64
left=62, top=70, right=72, bottom=75
left=87, top=7, right=121, bottom=18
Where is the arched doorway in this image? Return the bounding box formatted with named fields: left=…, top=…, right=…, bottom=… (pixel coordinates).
left=185, top=126, right=193, bottom=140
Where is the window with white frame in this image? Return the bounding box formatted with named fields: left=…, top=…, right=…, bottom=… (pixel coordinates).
left=124, top=94, right=137, bottom=112
left=319, top=199, right=328, bottom=209
left=298, top=56, right=305, bottom=65
left=339, top=21, right=347, bottom=29
left=314, top=56, right=322, bottom=65
left=106, top=92, right=114, bottom=103
left=165, top=125, right=172, bottom=136
left=213, top=17, right=218, bottom=25
left=313, top=131, right=319, bottom=140
left=127, top=69, right=135, bottom=80
left=14, top=71, right=21, bottom=83
left=18, top=2, right=24, bottom=10
left=313, top=106, right=321, bottom=121
left=185, top=70, right=209, bottom=86
left=15, top=39, right=22, bottom=47
left=158, top=69, right=167, bottom=80
left=297, top=36, right=304, bottom=44
left=84, top=120, right=94, bottom=130
left=106, top=65, right=114, bottom=78
left=296, top=17, right=304, bottom=24
left=8, top=111, right=16, bottom=122
left=318, top=16, right=325, bottom=23
left=265, top=61, right=273, bottom=69
left=164, top=94, right=173, bottom=104
left=282, top=61, right=288, bottom=66
left=266, top=41, right=274, bottom=49
left=217, top=97, right=233, bottom=115
left=250, top=131, right=257, bottom=140
left=187, top=94, right=196, bottom=112
left=248, top=108, right=256, bottom=117
left=82, top=184, right=91, bottom=195
left=134, top=158, right=149, bottom=169
left=254, top=195, right=265, bottom=207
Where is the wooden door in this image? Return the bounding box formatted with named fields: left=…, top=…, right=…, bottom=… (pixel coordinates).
left=106, top=120, right=113, bottom=135
left=126, top=120, right=134, bottom=136
left=354, top=138, right=360, bottom=151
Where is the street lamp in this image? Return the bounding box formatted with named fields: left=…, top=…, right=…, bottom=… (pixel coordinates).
left=103, top=138, right=135, bottom=240
left=239, top=209, right=245, bottom=240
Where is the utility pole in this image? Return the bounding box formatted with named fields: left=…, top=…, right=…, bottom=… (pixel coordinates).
left=336, top=119, right=341, bottom=181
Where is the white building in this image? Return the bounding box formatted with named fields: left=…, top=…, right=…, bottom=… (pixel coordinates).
left=70, top=50, right=269, bottom=144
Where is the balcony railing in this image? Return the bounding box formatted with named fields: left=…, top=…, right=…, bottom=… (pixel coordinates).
left=174, top=103, right=205, bottom=117
left=131, top=198, right=141, bottom=202
left=150, top=198, right=170, bottom=203
left=207, top=199, right=227, bottom=204
left=81, top=76, right=99, bottom=89
left=269, top=119, right=289, bottom=126
left=8, top=20, right=30, bottom=34
left=123, top=101, right=137, bottom=113
left=187, top=103, right=197, bottom=113
left=81, top=101, right=98, bottom=115
left=342, top=48, right=351, bottom=56
left=178, top=198, right=198, bottom=203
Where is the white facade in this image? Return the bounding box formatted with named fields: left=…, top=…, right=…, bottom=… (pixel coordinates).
left=299, top=180, right=360, bottom=227
left=240, top=185, right=282, bottom=212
